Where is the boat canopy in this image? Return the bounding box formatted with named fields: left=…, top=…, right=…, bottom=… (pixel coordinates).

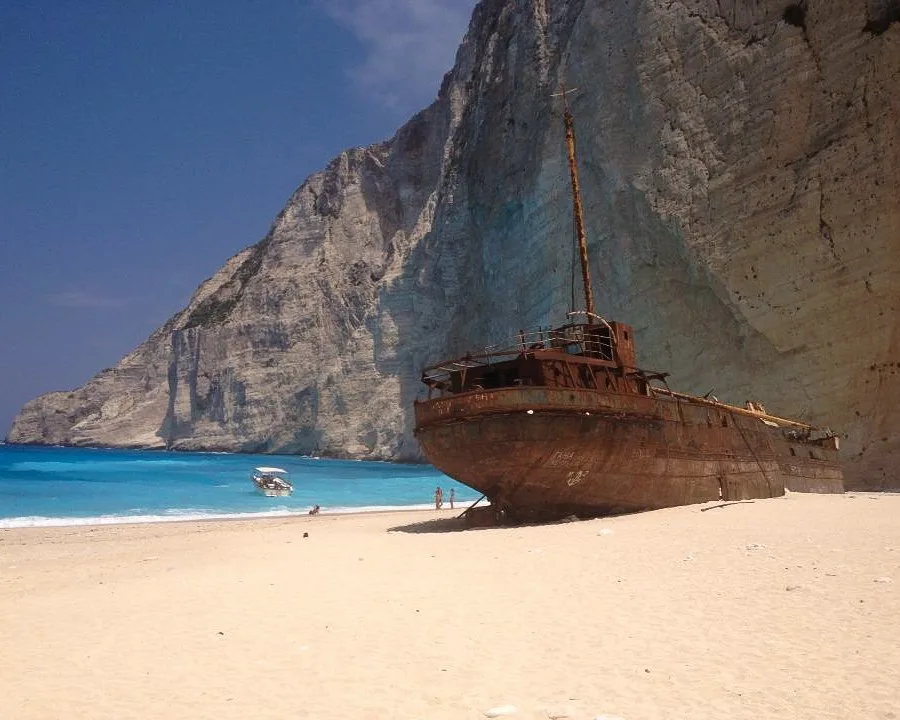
left=254, top=466, right=288, bottom=474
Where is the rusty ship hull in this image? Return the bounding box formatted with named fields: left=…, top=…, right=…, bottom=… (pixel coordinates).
left=415, top=384, right=842, bottom=520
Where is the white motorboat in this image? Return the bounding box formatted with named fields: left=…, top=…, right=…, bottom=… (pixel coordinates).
left=251, top=466, right=293, bottom=497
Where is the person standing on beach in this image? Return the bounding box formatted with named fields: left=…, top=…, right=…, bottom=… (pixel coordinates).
left=449, top=488, right=455, bottom=509
left=434, top=486, right=443, bottom=510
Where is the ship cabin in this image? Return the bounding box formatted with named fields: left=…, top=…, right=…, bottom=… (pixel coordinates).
left=421, top=320, right=666, bottom=399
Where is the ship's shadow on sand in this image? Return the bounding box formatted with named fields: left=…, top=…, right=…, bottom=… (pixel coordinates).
left=387, top=514, right=612, bottom=534
left=387, top=517, right=470, bottom=534
left=389, top=500, right=759, bottom=533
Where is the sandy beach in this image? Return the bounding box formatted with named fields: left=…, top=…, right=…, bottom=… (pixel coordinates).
left=1, top=493, right=898, bottom=720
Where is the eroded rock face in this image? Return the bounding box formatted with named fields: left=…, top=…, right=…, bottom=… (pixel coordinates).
left=8, top=0, right=899, bottom=489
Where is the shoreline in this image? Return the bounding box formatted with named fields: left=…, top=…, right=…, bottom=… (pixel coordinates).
left=0, top=440, right=430, bottom=466
left=0, top=501, right=474, bottom=531
left=4, top=488, right=897, bottom=531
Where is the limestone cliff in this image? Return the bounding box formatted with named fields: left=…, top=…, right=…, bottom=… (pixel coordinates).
left=9, top=0, right=899, bottom=489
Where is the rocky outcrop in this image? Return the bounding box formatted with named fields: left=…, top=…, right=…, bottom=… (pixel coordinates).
left=9, top=0, right=899, bottom=489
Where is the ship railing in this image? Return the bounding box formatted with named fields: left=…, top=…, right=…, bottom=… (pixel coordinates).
left=421, top=323, right=615, bottom=386
left=646, top=384, right=814, bottom=430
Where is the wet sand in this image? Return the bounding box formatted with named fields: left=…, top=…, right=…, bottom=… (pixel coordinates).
left=1, top=493, right=898, bottom=719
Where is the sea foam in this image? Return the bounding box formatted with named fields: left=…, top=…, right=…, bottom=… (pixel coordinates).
left=0, top=503, right=446, bottom=529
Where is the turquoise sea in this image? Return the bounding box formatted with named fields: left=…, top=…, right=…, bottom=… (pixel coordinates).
left=0, top=444, right=477, bottom=528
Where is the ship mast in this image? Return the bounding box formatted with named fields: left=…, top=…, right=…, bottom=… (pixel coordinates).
left=558, top=85, right=596, bottom=323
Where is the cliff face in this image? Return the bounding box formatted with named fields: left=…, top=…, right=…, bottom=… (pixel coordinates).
left=9, top=0, right=899, bottom=489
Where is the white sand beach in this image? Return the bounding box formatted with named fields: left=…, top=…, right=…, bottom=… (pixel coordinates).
left=1, top=493, right=898, bottom=720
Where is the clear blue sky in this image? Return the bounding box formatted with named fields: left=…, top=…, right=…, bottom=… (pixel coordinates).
left=0, top=0, right=475, bottom=436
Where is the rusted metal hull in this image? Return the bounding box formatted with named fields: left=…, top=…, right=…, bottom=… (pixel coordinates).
left=414, top=387, right=842, bottom=520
